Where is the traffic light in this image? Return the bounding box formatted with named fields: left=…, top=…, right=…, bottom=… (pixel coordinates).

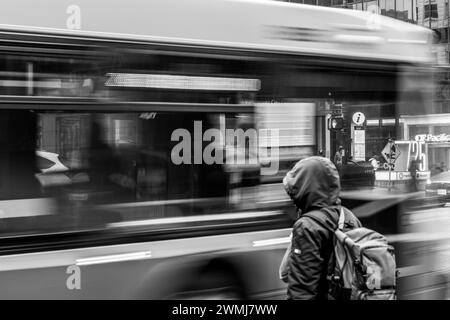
left=328, top=117, right=344, bottom=131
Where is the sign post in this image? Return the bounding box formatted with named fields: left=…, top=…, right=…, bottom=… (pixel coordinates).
left=381, top=139, right=399, bottom=191
left=389, top=140, right=392, bottom=191
left=375, top=139, right=430, bottom=191
left=351, top=112, right=366, bottom=161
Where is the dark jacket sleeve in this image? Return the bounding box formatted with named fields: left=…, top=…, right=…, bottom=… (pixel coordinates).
left=287, top=218, right=327, bottom=300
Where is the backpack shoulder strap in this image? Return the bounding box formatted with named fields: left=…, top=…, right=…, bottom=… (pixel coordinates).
left=302, top=210, right=339, bottom=280
left=303, top=208, right=353, bottom=245
left=304, top=209, right=360, bottom=263
left=337, top=207, right=345, bottom=230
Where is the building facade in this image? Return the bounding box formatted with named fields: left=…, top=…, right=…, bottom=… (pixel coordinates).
left=417, top=0, right=450, bottom=65
left=282, top=0, right=418, bottom=24
left=282, top=1, right=450, bottom=64
left=279, top=0, right=450, bottom=182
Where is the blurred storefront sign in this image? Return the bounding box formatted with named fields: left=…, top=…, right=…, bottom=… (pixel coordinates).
left=415, top=134, right=450, bottom=143
left=401, top=114, right=450, bottom=176
left=393, top=140, right=427, bottom=172
left=376, top=140, right=430, bottom=191
left=376, top=170, right=430, bottom=181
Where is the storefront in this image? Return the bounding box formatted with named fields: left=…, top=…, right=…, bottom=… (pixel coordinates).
left=401, top=113, right=450, bottom=175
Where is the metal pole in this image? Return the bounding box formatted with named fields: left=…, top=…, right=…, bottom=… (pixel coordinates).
left=448, top=0, right=450, bottom=112
left=429, top=0, right=432, bottom=29
left=388, top=139, right=393, bottom=191
left=388, top=152, right=392, bottom=191
left=447, top=0, right=450, bottom=63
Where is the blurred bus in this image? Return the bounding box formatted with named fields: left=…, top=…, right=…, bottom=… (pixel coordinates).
left=0, top=0, right=439, bottom=299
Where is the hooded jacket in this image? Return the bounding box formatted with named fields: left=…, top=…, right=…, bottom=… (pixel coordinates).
left=283, top=156, right=361, bottom=300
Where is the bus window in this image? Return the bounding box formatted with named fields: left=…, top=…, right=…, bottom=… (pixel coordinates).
left=0, top=110, right=41, bottom=200
left=0, top=108, right=263, bottom=236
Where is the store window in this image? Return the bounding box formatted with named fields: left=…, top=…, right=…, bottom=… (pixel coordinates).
left=409, top=125, right=430, bottom=139
left=424, top=3, right=438, bottom=19
left=385, top=0, right=396, bottom=18
left=434, top=125, right=450, bottom=135
left=395, top=0, right=407, bottom=21
left=332, top=0, right=344, bottom=6
left=364, top=1, right=378, bottom=11
left=424, top=126, right=450, bottom=175
left=0, top=109, right=259, bottom=236
left=318, top=0, right=332, bottom=6
left=434, top=28, right=449, bottom=44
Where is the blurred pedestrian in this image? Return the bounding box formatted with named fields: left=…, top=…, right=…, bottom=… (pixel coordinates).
left=369, top=155, right=380, bottom=170
left=409, top=158, right=419, bottom=192
left=333, top=146, right=344, bottom=173
left=89, top=121, right=117, bottom=190
left=280, top=156, right=361, bottom=300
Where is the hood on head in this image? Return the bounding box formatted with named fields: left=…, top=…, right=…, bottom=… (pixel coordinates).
left=283, top=156, right=341, bottom=214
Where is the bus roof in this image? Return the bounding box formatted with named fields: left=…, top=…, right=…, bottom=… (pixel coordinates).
left=0, top=0, right=433, bottom=63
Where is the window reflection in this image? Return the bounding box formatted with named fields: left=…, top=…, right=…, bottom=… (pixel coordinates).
left=0, top=50, right=433, bottom=238
left=424, top=2, right=438, bottom=19
left=0, top=108, right=266, bottom=235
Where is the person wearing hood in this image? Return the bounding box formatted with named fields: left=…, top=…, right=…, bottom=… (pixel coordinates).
left=281, top=156, right=361, bottom=300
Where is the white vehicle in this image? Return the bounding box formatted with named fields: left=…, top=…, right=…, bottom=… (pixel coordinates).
left=0, top=0, right=440, bottom=299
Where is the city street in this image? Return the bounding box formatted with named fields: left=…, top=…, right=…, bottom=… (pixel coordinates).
left=0, top=0, right=450, bottom=302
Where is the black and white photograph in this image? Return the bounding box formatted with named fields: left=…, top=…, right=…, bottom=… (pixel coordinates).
left=0, top=0, right=449, bottom=308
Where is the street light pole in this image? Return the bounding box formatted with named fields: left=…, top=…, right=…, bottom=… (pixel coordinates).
left=447, top=0, right=450, bottom=64
left=429, top=0, right=432, bottom=29
left=388, top=139, right=392, bottom=192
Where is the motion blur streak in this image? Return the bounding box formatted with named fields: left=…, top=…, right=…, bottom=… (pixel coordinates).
left=0, top=0, right=448, bottom=300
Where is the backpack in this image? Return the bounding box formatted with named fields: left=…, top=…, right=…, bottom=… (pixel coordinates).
left=304, top=208, right=397, bottom=300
